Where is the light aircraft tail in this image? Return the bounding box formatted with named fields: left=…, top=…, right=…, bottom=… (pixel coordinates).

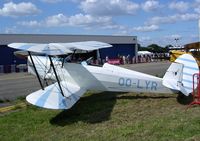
left=162, top=54, right=199, bottom=96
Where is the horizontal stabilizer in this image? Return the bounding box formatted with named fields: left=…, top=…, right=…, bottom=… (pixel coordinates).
left=26, top=81, right=86, bottom=109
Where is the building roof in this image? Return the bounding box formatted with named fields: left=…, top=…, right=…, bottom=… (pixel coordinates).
left=184, top=42, right=200, bottom=51
left=0, top=34, right=137, bottom=45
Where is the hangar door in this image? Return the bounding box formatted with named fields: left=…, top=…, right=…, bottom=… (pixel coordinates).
left=99, top=44, right=136, bottom=59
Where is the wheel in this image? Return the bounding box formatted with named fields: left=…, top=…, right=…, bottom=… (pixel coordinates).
left=176, top=92, right=194, bottom=105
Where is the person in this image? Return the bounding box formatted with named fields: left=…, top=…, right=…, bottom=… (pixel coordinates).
left=138, top=55, right=141, bottom=63
left=155, top=53, right=158, bottom=62
left=105, top=56, right=109, bottom=62
left=122, top=56, right=126, bottom=64
left=126, top=54, right=130, bottom=64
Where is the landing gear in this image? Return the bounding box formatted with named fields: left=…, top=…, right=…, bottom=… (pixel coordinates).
left=176, top=92, right=194, bottom=105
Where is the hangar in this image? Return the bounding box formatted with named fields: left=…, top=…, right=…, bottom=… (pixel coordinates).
left=0, top=34, right=138, bottom=73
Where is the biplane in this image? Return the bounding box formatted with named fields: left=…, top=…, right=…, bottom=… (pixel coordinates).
left=8, top=41, right=199, bottom=109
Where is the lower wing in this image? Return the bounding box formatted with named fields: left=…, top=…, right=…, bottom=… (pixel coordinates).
left=26, top=81, right=86, bottom=109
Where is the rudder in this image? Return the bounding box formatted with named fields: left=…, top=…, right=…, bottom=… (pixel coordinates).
left=163, top=54, right=199, bottom=96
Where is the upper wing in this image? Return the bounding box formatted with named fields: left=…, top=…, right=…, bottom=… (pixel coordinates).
left=8, top=43, right=73, bottom=55
left=8, top=41, right=112, bottom=55
left=26, top=81, right=86, bottom=109
left=58, top=41, right=112, bottom=51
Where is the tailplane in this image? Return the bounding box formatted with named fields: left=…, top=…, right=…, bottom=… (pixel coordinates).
left=162, top=54, right=199, bottom=96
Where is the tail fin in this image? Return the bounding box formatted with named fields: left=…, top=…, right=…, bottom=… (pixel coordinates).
left=163, top=54, right=199, bottom=96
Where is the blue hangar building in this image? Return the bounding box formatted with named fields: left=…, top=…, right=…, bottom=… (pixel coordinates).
left=0, top=34, right=138, bottom=73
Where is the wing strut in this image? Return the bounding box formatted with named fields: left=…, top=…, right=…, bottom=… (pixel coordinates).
left=71, top=49, right=76, bottom=61
left=98, top=50, right=103, bottom=65
left=28, top=51, right=44, bottom=90
left=48, top=56, right=64, bottom=97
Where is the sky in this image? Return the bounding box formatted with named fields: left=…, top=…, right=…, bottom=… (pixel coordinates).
left=0, top=0, right=200, bottom=46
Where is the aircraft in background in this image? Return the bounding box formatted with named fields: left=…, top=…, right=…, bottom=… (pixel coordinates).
left=8, top=41, right=199, bottom=109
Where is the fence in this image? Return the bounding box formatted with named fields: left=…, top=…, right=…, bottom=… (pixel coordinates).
left=0, top=64, right=27, bottom=73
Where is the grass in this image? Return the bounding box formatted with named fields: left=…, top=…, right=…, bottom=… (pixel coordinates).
left=1, top=92, right=200, bottom=141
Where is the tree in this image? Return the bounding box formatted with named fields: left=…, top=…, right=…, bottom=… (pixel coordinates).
left=147, top=44, right=162, bottom=53
left=138, top=43, right=169, bottom=53
left=164, top=44, right=173, bottom=52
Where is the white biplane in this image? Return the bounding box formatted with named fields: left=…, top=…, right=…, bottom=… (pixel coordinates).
left=8, top=41, right=199, bottom=109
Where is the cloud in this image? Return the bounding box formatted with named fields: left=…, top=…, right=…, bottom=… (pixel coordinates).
left=195, top=7, right=200, bottom=14
left=68, top=0, right=85, bottom=3
left=138, top=36, right=151, bottom=43
left=45, top=14, right=69, bottom=27
left=0, top=2, right=40, bottom=17
left=68, top=13, right=113, bottom=27
left=137, top=36, right=155, bottom=46
left=80, top=0, right=139, bottom=16
left=147, top=13, right=199, bottom=25
left=139, top=35, right=181, bottom=47
left=199, top=19, right=200, bottom=28
left=4, top=26, right=18, bottom=34
left=165, top=34, right=182, bottom=40
left=163, top=34, right=199, bottom=46
left=113, top=24, right=159, bottom=38
left=20, top=20, right=42, bottom=27
left=133, top=24, right=159, bottom=32
left=189, top=34, right=199, bottom=41
left=113, top=30, right=129, bottom=36
left=141, top=0, right=160, bottom=12
left=169, top=1, right=189, bottom=13
left=195, top=0, right=200, bottom=3
left=193, top=0, right=200, bottom=14
left=19, top=13, right=116, bottom=29
left=40, top=0, right=66, bottom=3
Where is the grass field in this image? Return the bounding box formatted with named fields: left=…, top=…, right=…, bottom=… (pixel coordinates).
left=1, top=92, right=200, bottom=141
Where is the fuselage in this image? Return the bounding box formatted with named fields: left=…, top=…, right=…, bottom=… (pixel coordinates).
left=28, top=56, right=174, bottom=95
left=64, top=63, right=174, bottom=94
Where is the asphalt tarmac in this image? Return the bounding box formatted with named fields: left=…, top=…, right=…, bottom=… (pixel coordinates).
left=123, top=61, right=171, bottom=77
left=0, top=73, right=40, bottom=100
left=0, top=61, right=171, bottom=101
